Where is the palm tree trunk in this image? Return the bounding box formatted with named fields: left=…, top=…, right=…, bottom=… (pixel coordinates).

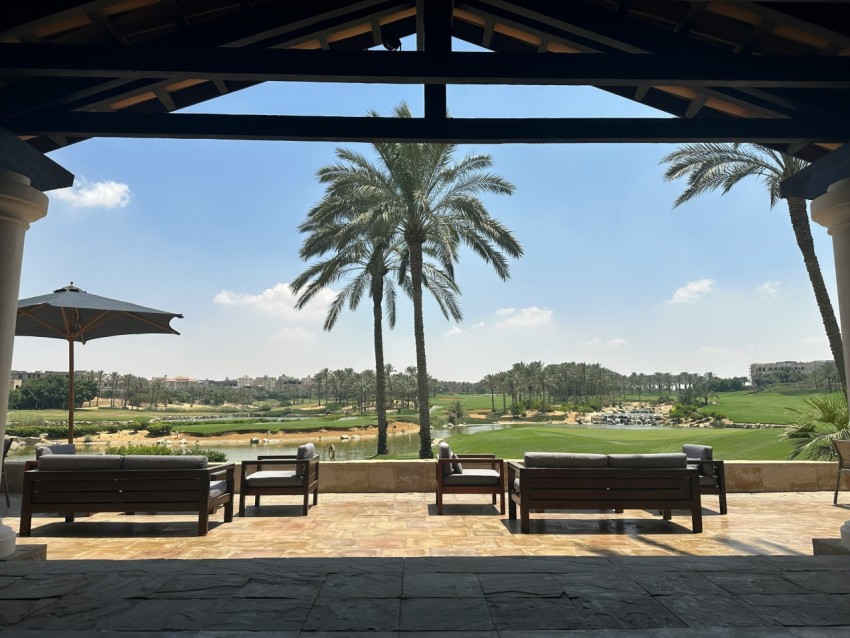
left=787, top=196, right=846, bottom=389
left=409, top=239, right=432, bottom=458
left=372, top=275, right=389, bottom=455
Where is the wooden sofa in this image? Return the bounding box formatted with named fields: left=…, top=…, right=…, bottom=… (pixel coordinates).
left=508, top=452, right=702, bottom=533
left=20, top=454, right=235, bottom=536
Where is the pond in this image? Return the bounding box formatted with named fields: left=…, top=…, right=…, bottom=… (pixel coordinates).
left=6, top=421, right=657, bottom=463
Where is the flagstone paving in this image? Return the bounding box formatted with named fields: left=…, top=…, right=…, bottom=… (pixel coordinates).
left=1, top=491, right=849, bottom=635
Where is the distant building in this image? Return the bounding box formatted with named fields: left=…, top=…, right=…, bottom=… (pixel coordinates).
left=749, top=360, right=832, bottom=382
left=151, top=376, right=197, bottom=391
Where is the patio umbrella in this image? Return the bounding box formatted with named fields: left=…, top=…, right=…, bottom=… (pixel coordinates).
left=15, top=283, right=182, bottom=443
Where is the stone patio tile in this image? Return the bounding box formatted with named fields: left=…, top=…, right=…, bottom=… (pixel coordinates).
left=487, top=595, right=591, bottom=631
left=554, top=571, right=646, bottom=598
left=703, top=572, right=809, bottom=595
left=656, top=593, right=779, bottom=628
left=107, top=598, right=221, bottom=631
left=740, top=593, right=850, bottom=626
left=12, top=595, right=142, bottom=631
left=198, top=633, right=296, bottom=638
left=401, top=571, right=483, bottom=597
left=627, top=571, right=731, bottom=597
left=1, top=632, right=190, bottom=638
left=236, top=571, right=325, bottom=599
left=403, top=556, right=610, bottom=573
left=478, top=572, right=564, bottom=597
left=0, top=599, right=53, bottom=628
left=400, top=597, right=494, bottom=631
left=792, top=627, right=850, bottom=637
left=320, top=571, right=402, bottom=598
left=302, top=597, right=400, bottom=632
left=0, top=573, right=91, bottom=598
left=779, top=570, right=850, bottom=594
left=591, top=630, right=702, bottom=638
left=299, top=633, right=397, bottom=638
left=147, top=573, right=250, bottom=598
left=202, top=598, right=310, bottom=631
left=573, top=595, right=688, bottom=630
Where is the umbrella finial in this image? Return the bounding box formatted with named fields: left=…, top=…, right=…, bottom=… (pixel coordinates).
left=54, top=282, right=85, bottom=293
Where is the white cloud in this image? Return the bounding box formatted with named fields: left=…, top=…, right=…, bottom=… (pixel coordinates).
left=581, top=337, right=628, bottom=348
left=273, top=326, right=315, bottom=340
left=52, top=178, right=132, bottom=209
left=213, top=283, right=334, bottom=321
left=668, top=278, right=715, bottom=304
left=445, top=325, right=464, bottom=336
left=494, top=306, right=553, bottom=328
left=757, top=281, right=781, bottom=298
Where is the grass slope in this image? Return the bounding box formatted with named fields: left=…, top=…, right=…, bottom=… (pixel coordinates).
left=699, top=390, right=839, bottom=425
left=445, top=426, right=791, bottom=460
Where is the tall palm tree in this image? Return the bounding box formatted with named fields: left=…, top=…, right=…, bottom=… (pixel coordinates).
left=662, top=143, right=845, bottom=389
left=306, top=103, right=522, bottom=458
left=294, top=198, right=461, bottom=455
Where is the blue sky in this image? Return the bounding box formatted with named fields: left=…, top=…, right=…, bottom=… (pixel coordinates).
left=12, top=47, right=837, bottom=383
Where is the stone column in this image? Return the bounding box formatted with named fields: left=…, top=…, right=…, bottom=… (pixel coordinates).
left=0, top=169, right=48, bottom=441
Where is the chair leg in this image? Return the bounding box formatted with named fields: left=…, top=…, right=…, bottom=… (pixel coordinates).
left=437, top=489, right=443, bottom=515
left=499, top=490, right=505, bottom=515
left=836, top=477, right=841, bottom=505
left=302, top=491, right=309, bottom=516
left=239, top=492, right=246, bottom=517
left=254, top=495, right=260, bottom=507
left=313, top=488, right=318, bottom=506
left=719, top=490, right=728, bottom=515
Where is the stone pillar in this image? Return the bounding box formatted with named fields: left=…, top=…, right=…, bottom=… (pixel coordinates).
left=0, top=169, right=48, bottom=441
left=812, top=177, right=850, bottom=398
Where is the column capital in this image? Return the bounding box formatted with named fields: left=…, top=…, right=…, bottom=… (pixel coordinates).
left=0, top=168, right=48, bottom=229
left=811, top=177, right=850, bottom=236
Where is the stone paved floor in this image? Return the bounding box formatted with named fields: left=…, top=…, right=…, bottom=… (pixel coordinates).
left=1, top=491, right=850, bottom=635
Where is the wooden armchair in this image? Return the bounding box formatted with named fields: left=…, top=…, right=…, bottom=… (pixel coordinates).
left=239, top=443, right=319, bottom=516
left=435, top=442, right=505, bottom=515
left=833, top=439, right=850, bottom=505
left=683, top=444, right=727, bottom=514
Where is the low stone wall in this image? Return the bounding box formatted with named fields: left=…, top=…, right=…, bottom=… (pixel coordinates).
left=3, top=459, right=846, bottom=495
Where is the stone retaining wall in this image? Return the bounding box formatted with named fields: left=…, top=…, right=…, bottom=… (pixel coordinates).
left=3, top=459, right=846, bottom=495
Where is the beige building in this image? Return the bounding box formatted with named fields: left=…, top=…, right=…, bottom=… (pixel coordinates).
left=749, top=360, right=832, bottom=381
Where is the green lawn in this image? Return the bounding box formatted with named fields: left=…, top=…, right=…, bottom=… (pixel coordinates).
left=433, top=394, right=499, bottom=412
left=443, top=425, right=792, bottom=460
left=699, top=390, right=838, bottom=425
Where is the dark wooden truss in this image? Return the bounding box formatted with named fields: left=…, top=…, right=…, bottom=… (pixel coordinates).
left=1, top=0, right=849, bottom=194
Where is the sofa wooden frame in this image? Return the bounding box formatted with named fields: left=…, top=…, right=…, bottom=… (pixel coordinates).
left=20, top=463, right=235, bottom=536
left=507, top=461, right=703, bottom=533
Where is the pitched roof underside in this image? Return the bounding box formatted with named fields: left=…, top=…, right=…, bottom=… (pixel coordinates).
left=1, top=0, right=849, bottom=194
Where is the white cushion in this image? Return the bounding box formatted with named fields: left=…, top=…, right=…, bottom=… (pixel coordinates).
left=246, top=470, right=302, bottom=487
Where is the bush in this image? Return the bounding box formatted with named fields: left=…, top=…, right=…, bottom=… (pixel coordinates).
left=105, top=443, right=227, bottom=462
left=145, top=423, right=173, bottom=436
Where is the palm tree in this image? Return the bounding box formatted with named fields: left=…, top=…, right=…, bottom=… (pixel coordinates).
left=294, top=200, right=461, bottom=455
left=783, top=393, right=850, bottom=460
left=662, top=143, right=845, bottom=389
left=306, top=103, right=522, bottom=458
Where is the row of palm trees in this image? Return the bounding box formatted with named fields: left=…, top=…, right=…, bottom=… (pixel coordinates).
left=292, top=104, right=523, bottom=457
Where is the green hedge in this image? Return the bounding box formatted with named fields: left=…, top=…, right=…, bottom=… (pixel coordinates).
left=104, top=443, right=227, bottom=462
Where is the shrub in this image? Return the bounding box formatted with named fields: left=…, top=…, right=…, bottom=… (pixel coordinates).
left=145, top=423, right=173, bottom=436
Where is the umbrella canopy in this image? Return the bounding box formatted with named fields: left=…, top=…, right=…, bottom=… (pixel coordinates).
left=16, top=283, right=182, bottom=442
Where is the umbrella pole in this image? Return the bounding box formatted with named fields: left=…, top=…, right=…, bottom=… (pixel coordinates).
left=68, top=337, right=74, bottom=444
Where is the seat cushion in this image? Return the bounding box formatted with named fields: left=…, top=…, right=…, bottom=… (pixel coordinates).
left=209, top=479, right=229, bottom=499
left=245, top=470, right=302, bottom=487
left=442, top=469, right=500, bottom=486
left=699, top=475, right=719, bottom=488
left=121, top=455, right=208, bottom=470
left=37, top=454, right=122, bottom=471
left=524, top=452, right=608, bottom=468
left=607, top=453, right=687, bottom=468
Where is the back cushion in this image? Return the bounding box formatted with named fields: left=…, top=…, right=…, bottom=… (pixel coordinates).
left=38, top=454, right=122, bottom=471
left=296, top=443, right=316, bottom=460
left=607, top=453, right=687, bottom=469
left=524, top=452, right=608, bottom=468
left=682, top=444, right=714, bottom=477
left=35, top=443, right=77, bottom=458
left=121, top=455, right=208, bottom=470
left=438, top=442, right=453, bottom=476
